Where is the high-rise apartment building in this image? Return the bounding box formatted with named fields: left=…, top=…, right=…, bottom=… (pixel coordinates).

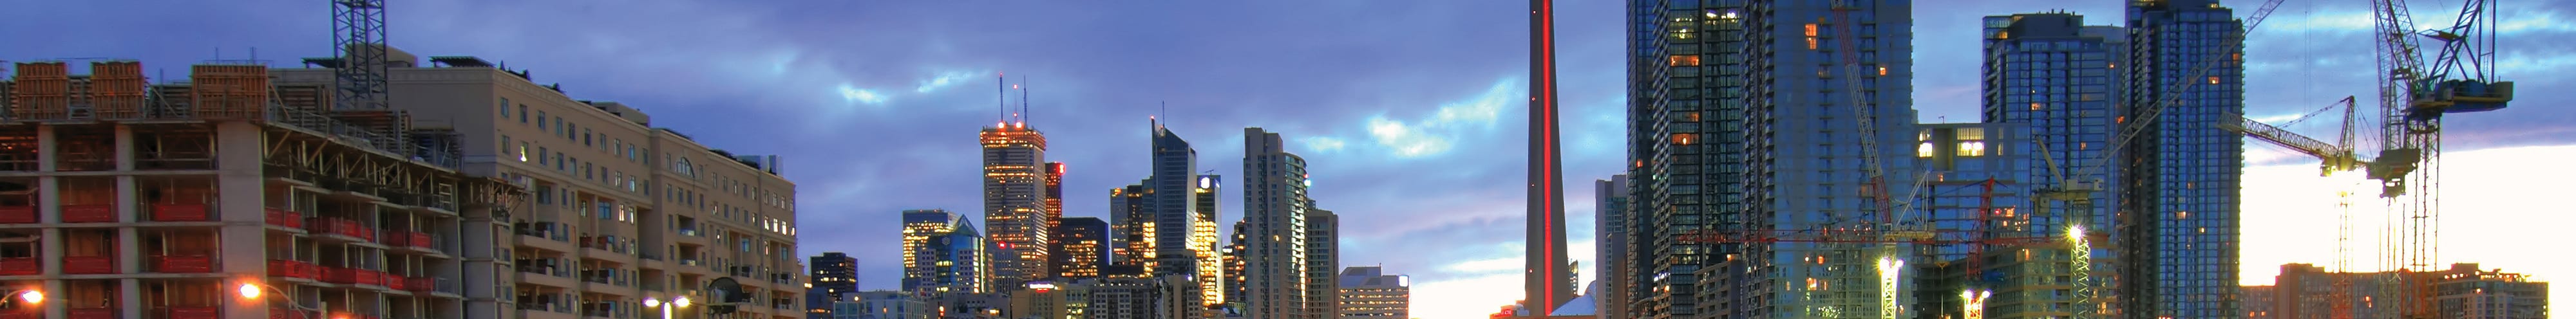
left=931, top=223, right=989, bottom=295
left=1224, top=221, right=1249, bottom=310
left=271, top=50, right=811, bottom=318
left=903, top=210, right=966, bottom=291
left=1591, top=176, right=1630, bottom=318
left=1973, top=12, right=2128, bottom=318
left=2118, top=1, right=2246, bottom=316
left=982, top=119, right=1052, bottom=288
left=1142, top=120, right=1220, bottom=316
left=1054, top=217, right=1110, bottom=278
left=1047, top=161, right=1066, bottom=229
left=811, top=251, right=860, bottom=318
left=0, top=60, right=536, bottom=319
left=812, top=252, right=858, bottom=297
left=1336, top=266, right=1410, bottom=319
left=1242, top=127, right=1314, bottom=318
left=1623, top=1, right=1920, bottom=318
left=1193, top=174, right=1226, bottom=310
left=1304, top=208, right=1340, bottom=318
left=1110, top=183, right=1153, bottom=272
left=2254, top=262, right=2548, bottom=319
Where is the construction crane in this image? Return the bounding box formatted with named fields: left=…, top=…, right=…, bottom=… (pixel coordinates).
left=2030, top=0, right=2287, bottom=318
left=2367, top=0, right=2511, bottom=317
left=2218, top=96, right=2365, bottom=319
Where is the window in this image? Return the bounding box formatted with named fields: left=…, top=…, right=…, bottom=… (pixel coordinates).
left=1669, top=55, right=1701, bottom=66
left=1917, top=142, right=1935, bottom=158
left=500, top=98, right=512, bottom=117
left=519, top=105, right=530, bottom=123
left=518, top=142, right=531, bottom=161
left=536, top=111, right=549, bottom=128
left=1672, top=133, right=1698, bottom=145
left=1958, top=141, right=1987, bottom=157
left=583, top=130, right=593, bottom=146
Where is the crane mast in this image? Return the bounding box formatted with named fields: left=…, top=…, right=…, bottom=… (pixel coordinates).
left=2369, top=0, right=2511, bottom=318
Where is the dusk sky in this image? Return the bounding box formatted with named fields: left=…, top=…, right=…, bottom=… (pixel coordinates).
left=6, top=1, right=2572, bottom=317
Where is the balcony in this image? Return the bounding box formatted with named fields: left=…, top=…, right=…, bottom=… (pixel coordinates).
left=265, top=208, right=303, bottom=229
left=267, top=260, right=319, bottom=280
left=0, top=311, right=33, bottom=319
left=308, top=217, right=375, bottom=241
left=151, top=204, right=213, bottom=222
left=0, top=206, right=31, bottom=224
left=383, top=274, right=409, bottom=291
left=152, top=255, right=216, bottom=273
left=62, top=205, right=116, bottom=223
left=269, top=308, right=321, bottom=319
left=406, top=277, right=440, bottom=293
left=0, top=257, right=34, bottom=275
left=162, top=307, right=220, bottom=319
left=64, top=256, right=117, bottom=274
left=68, top=308, right=114, bottom=319
left=380, top=231, right=435, bottom=250
left=322, top=267, right=386, bottom=287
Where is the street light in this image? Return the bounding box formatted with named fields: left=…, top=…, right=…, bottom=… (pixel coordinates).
left=0, top=288, right=38, bottom=309
left=643, top=296, right=690, bottom=319
left=239, top=282, right=327, bottom=318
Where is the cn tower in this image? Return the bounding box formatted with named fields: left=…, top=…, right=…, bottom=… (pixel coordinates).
left=1524, top=0, right=1574, bottom=314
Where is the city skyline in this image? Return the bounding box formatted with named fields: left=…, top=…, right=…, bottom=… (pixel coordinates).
left=8, top=1, right=2573, bottom=317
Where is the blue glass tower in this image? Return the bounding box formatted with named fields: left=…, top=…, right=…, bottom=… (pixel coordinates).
left=1978, top=12, right=2128, bottom=317
left=2121, top=0, right=2246, bottom=317
left=1626, top=1, right=1919, bottom=318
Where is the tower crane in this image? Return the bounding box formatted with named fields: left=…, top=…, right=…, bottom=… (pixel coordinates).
left=2366, top=0, right=2512, bottom=318
left=2217, top=96, right=2365, bottom=319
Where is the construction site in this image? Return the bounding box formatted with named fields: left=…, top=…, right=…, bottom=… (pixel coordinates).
left=0, top=57, right=522, bottom=319
left=0, top=1, right=811, bottom=319
left=1576, top=0, right=2541, bottom=318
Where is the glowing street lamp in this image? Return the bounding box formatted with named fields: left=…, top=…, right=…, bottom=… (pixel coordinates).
left=5, top=289, right=37, bottom=305
left=643, top=296, right=690, bottom=319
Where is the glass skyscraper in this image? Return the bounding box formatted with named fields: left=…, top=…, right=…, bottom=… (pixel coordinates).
left=1625, top=1, right=1919, bottom=318
left=1977, top=12, right=2127, bottom=317
left=2119, top=0, right=2246, bottom=317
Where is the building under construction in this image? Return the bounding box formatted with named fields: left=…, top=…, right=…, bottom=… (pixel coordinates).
left=1, top=51, right=804, bottom=319
left=2244, top=263, right=2549, bottom=319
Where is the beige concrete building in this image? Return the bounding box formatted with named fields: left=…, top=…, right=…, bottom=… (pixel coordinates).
left=271, top=48, right=805, bottom=318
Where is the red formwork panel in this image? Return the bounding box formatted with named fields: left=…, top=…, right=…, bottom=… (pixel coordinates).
left=164, top=307, right=220, bottom=319
left=0, top=258, right=36, bottom=275
left=265, top=208, right=302, bottom=228
left=382, top=274, right=406, bottom=291
left=406, top=277, right=438, bottom=293
left=67, top=308, right=113, bottom=319
left=64, top=256, right=117, bottom=274
left=61, top=204, right=116, bottom=223
left=268, top=259, right=316, bottom=279
left=153, top=255, right=215, bottom=273
left=409, top=232, right=434, bottom=249
left=10, top=62, right=70, bottom=120
left=90, top=61, right=146, bottom=120
left=0, top=206, right=30, bottom=224
left=190, top=64, right=271, bottom=119
left=152, top=203, right=212, bottom=222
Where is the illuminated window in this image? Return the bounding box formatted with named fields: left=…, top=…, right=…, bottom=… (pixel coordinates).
left=1669, top=55, right=1701, bottom=66
left=2208, top=77, right=2221, bottom=84
left=1917, top=142, right=1935, bottom=158
left=1958, top=141, right=1986, bottom=157
left=1804, top=24, right=1820, bottom=50
left=2030, top=102, right=2043, bottom=111
left=1877, top=65, right=1888, bottom=76
left=1673, top=133, right=1698, bottom=145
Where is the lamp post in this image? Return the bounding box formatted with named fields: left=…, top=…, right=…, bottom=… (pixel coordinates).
left=240, top=282, right=327, bottom=319
left=0, top=289, right=39, bottom=315
left=643, top=296, right=690, bottom=319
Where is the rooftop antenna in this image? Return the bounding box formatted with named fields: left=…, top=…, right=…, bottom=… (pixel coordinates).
left=1019, top=75, right=1030, bottom=125
left=996, top=72, right=1007, bottom=125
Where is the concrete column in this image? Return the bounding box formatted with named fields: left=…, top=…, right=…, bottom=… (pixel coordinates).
left=216, top=121, right=270, bottom=319
left=120, top=278, right=142, bottom=319
left=113, top=124, right=132, bottom=171
left=36, top=125, right=53, bottom=172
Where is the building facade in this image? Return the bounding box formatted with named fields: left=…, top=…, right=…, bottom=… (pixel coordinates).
left=1591, top=176, right=1629, bottom=319
left=1054, top=217, right=1110, bottom=279
left=835, top=291, right=931, bottom=319
left=1624, top=1, right=1921, bottom=318
left=1303, top=208, right=1340, bottom=318
left=2117, top=1, right=2247, bottom=317
left=902, top=210, right=986, bottom=295
left=982, top=120, right=1052, bottom=289
left=811, top=251, right=860, bottom=318
left=1242, top=127, right=1314, bottom=318
left=1975, top=12, right=2130, bottom=318
left=279, top=50, right=809, bottom=318
left=1336, top=267, right=1409, bottom=319
left=1110, top=184, right=1152, bottom=272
